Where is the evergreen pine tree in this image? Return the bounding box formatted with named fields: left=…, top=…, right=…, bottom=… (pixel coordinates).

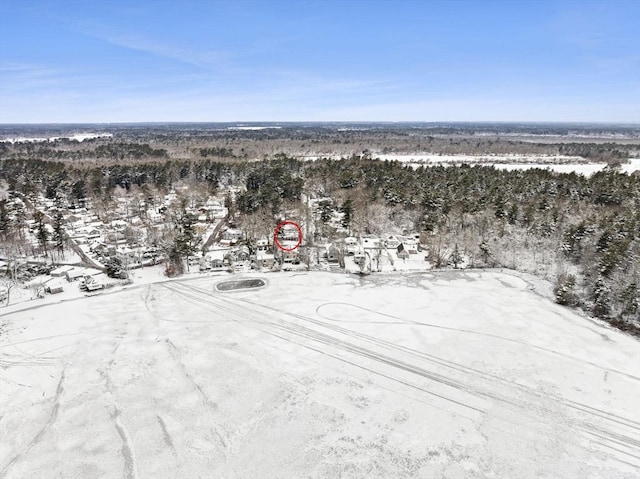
left=34, top=210, right=49, bottom=257
left=592, top=276, right=611, bottom=319
left=52, top=210, right=65, bottom=256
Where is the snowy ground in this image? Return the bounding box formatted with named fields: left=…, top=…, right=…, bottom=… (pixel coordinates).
left=1, top=271, right=638, bottom=478
left=0, top=133, right=112, bottom=143
left=376, top=153, right=589, bottom=165
left=303, top=154, right=640, bottom=176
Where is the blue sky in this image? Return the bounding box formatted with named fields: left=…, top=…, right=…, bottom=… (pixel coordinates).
left=0, top=0, right=638, bottom=123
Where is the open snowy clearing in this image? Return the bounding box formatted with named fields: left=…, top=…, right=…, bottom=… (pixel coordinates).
left=1, top=271, right=639, bottom=478
left=302, top=154, right=640, bottom=176
left=0, top=133, right=113, bottom=143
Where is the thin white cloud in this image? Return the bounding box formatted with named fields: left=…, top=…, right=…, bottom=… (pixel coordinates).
left=102, top=34, right=232, bottom=71
left=0, top=62, right=60, bottom=78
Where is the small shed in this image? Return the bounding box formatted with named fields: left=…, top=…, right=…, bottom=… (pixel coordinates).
left=45, top=282, right=64, bottom=294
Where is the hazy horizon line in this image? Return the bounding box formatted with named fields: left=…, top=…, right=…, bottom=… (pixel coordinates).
left=1, top=121, right=639, bottom=127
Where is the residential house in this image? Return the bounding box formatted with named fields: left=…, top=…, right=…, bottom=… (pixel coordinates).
left=116, top=246, right=139, bottom=266
left=50, top=266, right=73, bottom=277
left=253, top=252, right=275, bottom=269
left=398, top=236, right=419, bottom=254
left=71, top=234, right=88, bottom=245
left=281, top=249, right=300, bottom=264
left=256, top=237, right=270, bottom=252
left=205, top=249, right=228, bottom=269
left=86, top=228, right=101, bottom=241
left=65, top=269, right=85, bottom=282
left=278, top=225, right=300, bottom=242
left=223, top=228, right=243, bottom=243
left=233, top=246, right=250, bottom=262
left=385, top=235, right=401, bottom=249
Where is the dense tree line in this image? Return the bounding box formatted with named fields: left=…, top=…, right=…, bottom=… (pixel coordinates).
left=92, top=143, right=168, bottom=160
left=199, top=146, right=236, bottom=158
left=558, top=143, right=632, bottom=161
left=0, top=142, right=169, bottom=162
left=3, top=124, right=638, bottom=164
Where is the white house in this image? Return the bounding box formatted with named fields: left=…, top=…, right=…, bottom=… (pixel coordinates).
left=65, top=269, right=85, bottom=282
left=256, top=237, right=270, bottom=251
left=253, top=251, right=275, bottom=269
left=398, top=236, right=419, bottom=254
left=223, top=228, right=243, bottom=242
left=385, top=235, right=401, bottom=249
left=205, top=249, right=229, bottom=269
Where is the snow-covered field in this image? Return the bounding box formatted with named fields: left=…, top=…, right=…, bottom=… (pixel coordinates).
left=1, top=271, right=639, bottom=478
left=303, top=154, right=640, bottom=175
left=0, top=133, right=112, bottom=143
left=490, top=158, right=640, bottom=175
left=376, top=153, right=589, bottom=164
left=382, top=154, right=640, bottom=176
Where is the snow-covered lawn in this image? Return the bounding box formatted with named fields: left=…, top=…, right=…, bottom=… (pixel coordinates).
left=1, top=271, right=638, bottom=478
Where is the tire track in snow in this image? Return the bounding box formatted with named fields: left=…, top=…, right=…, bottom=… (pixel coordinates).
left=142, top=285, right=162, bottom=329
left=166, top=281, right=640, bottom=466
left=0, top=371, right=65, bottom=478
left=245, top=296, right=640, bottom=463
left=99, top=367, right=138, bottom=479
left=0, top=333, right=81, bottom=348
left=156, top=415, right=175, bottom=451
left=164, top=338, right=229, bottom=450
left=143, top=289, right=233, bottom=475
left=1, top=344, right=75, bottom=369
left=184, top=281, right=639, bottom=431
left=97, top=321, right=138, bottom=479
left=107, top=404, right=138, bottom=479
left=224, top=288, right=639, bottom=433
left=312, top=302, right=640, bottom=429
left=317, top=302, right=640, bottom=382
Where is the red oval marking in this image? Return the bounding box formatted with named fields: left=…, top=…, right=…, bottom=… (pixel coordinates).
left=274, top=221, right=303, bottom=252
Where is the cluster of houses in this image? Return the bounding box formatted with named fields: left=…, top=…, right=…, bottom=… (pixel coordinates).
left=2, top=184, right=431, bottom=301
left=343, top=234, right=421, bottom=257
left=33, top=189, right=230, bottom=269
left=192, top=226, right=425, bottom=275
left=44, top=265, right=107, bottom=293
left=197, top=237, right=276, bottom=272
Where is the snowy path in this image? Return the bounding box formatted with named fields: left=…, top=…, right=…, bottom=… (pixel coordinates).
left=1, top=271, right=638, bottom=478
